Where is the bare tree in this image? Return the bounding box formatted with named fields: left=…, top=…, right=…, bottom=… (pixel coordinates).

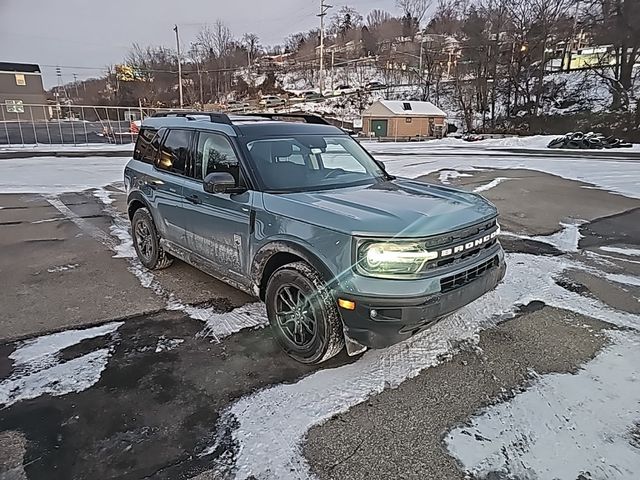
left=395, top=0, right=433, bottom=25
left=367, top=9, right=392, bottom=28
left=330, top=6, right=364, bottom=36
left=582, top=0, right=640, bottom=111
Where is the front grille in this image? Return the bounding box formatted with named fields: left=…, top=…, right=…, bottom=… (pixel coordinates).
left=440, top=256, right=499, bottom=293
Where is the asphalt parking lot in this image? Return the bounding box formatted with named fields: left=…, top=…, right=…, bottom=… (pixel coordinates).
left=1, top=151, right=639, bottom=480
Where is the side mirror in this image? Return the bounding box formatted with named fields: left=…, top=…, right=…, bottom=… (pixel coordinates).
left=375, top=160, right=386, bottom=171
left=204, top=172, right=241, bottom=194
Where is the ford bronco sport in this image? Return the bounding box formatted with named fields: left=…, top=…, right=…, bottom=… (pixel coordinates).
left=125, top=112, right=506, bottom=364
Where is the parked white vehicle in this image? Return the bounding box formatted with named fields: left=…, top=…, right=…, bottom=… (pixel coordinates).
left=259, top=95, right=286, bottom=108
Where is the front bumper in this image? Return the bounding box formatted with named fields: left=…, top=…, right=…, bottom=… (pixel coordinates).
left=339, top=255, right=506, bottom=349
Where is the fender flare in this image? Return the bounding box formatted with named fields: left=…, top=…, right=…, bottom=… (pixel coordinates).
left=126, top=191, right=152, bottom=220
left=251, top=240, right=337, bottom=298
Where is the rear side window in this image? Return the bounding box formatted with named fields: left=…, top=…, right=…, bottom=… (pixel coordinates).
left=133, top=128, right=160, bottom=164
left=156, top=129, right=191, bottom=176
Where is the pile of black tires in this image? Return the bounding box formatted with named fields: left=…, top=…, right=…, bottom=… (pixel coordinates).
left=548, top=132, right=633, bottom=149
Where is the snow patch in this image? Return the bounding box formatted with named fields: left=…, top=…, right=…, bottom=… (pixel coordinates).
left=367, top=144, right=640, bottom=199
left=0, top=157, right=129, bottom=194
left=445, top=332, right=640, bottom=480
left=438, top=170, right=473, bottom=184
left=110, top=225, right=136, bottom=259
left=473, top=177, right=510, bottom=193
left=93, top=188, right=115, bottom=205
left=167, top=300, right=268, bottom=342
left=502, top=221, right=584, bottom=253
left=600, top=246, right=640, bottom=257
left=155, top=336, right=185, bottom=353
left=221, top=253, right=640, bottom=479
left=605, top=273, right=640, bottom=287
left=47, top=263, right=80, bottom=273
left=31, top=218, right=61, bottom=224
left=0, top=322, right=123, bottom=408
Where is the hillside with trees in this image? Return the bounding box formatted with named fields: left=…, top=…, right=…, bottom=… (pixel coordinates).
left=54, top=0, right=639, bottom=138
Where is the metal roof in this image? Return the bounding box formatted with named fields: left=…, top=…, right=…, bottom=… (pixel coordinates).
left=0, top=62, right=41, bottom=73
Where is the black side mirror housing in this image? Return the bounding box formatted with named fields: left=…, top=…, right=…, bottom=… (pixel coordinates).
left=203, top=172, right=244, bottom=194
left=375, top=160, right=386, bottom=170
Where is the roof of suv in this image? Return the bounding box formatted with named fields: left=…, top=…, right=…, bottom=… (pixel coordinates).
left=142, top=112, right=345, bottom=138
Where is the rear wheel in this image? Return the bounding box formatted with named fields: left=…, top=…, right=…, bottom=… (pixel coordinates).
left=265, top=261, right=344, bottom=364
left=131, top=208, right=173, bottom=270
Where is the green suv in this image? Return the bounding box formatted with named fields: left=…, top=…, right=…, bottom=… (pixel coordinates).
left=125, top=112, right=506, bottom=364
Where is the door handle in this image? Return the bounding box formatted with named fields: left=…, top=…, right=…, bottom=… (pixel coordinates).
left=185, top=194, right=202, bottom=205
left=146, top=179, right=162, bottom=190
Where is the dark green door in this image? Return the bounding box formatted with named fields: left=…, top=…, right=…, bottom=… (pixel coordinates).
left=370, top=119, right=388, bottom=137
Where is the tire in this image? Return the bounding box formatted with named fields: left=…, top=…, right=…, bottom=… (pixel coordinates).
left=131, top=208, right=173, bottom=270
left=265, top=261, right=344, bottom=364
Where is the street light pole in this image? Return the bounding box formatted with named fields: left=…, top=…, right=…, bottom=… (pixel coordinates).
left=318, top=0, right=332, bottom=94
left=174, top=24, right=184, bottom=108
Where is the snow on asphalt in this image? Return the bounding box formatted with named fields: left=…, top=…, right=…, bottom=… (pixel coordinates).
left=446, top=331, right=640, bottom=480
left=0, top=156, right=129, bottom=194
left=0, top=322, right=123, bottom=408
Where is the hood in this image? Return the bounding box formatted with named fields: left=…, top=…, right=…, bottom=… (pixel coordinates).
left=262, top=178, right=498, bottom=238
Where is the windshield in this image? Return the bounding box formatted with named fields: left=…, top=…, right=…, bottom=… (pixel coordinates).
left=245, top=135, right=386, bottom=192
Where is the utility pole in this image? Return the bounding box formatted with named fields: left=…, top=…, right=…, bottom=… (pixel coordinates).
left=73, top=73, right=80, bottom=98
left=318, top=0, right=332, bottom=94
left=174, top=24, right=184, bottom=108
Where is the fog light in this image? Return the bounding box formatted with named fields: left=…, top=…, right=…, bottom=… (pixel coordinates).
left=338, top=299, right=356, bottom=310
left=370, top=309, right=377, bottom=318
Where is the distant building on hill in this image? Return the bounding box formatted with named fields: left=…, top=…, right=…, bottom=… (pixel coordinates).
left=0, top=62, right=47, bottom=119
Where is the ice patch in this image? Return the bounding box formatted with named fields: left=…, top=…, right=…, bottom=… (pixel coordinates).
left=600, top=246, right=640, bottom=257
left=47, top=263, right=80, bottom=273
left=0, top=322, right=123, bottom=408
left=445, top=332, right=640, bottom=480
left=220, top=253, right=640, bottom=479
left=155, top=336, right=185, bottom=353
left=473, top=177, right=510, bottom=193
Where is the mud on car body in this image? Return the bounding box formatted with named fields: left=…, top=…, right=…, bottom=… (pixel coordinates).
left=125, top=111, right=506, bottom=364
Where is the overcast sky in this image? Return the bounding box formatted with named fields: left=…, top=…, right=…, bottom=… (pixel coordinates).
left=0, top=0, right=399, bottom=87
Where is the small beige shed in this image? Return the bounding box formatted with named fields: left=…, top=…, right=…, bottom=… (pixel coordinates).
left=362, top=100, right=447, bottom=139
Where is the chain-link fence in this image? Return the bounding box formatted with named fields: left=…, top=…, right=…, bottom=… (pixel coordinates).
left=0, top=103, right=163, bottom=146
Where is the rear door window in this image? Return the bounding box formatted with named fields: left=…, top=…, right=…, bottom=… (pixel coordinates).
left=133, top=127, right=161, bottom=164
left=156, top=129, right=192, bottom=176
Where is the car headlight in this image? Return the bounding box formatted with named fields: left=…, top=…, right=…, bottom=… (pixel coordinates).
left=357, top=241, right=438, bottom=277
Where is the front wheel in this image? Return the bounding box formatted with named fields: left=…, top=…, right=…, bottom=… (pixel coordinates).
left=265, top=261, right=344, bottom=364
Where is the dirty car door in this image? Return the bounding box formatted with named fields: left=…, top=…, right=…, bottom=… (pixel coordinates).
left=182, top=131, right=252, bottom=279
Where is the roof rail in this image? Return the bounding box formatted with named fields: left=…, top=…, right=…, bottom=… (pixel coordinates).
left=152, top=111, right=232, bottom=125
left=238, top=113, right=330, bottom=125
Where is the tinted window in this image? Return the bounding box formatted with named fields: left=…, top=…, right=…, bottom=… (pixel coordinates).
left=156, top=129, right=191, bottom=175
left=133, top=127, right=159, bottom=164
left=195, top=132, right=240, bottom=183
